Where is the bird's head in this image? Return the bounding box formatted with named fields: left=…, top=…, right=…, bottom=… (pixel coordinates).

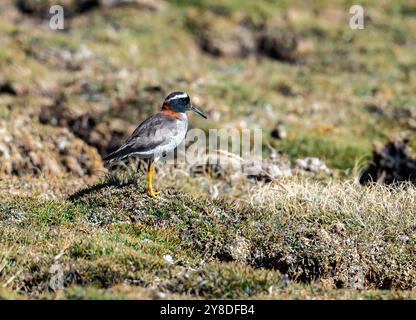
left=162, top=91, right=207, bottom=119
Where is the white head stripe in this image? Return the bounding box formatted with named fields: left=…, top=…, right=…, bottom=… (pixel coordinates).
left=166, top=93, right=188, bottom=102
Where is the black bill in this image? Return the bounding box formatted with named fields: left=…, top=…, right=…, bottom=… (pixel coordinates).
left=190, top=104, right=207, bottom=119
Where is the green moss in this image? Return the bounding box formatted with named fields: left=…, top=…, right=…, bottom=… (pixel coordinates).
left=275, top=130, right=371, bottom=170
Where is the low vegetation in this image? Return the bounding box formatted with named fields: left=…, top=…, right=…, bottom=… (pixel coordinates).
left=1, top=172, right=416, bottom=299
left=1, top=0, right=416, bottom=299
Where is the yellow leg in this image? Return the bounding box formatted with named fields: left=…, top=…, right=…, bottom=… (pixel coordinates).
left=147, top=160, right=159, bottom=197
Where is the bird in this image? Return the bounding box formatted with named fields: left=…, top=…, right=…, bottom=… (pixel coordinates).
left=103, top=91, right=207, bottom=197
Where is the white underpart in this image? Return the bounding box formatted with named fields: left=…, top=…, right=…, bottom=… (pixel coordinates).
left=166, top=92, right=189, bottom=102
left=130, top=113, right=188, bottom=161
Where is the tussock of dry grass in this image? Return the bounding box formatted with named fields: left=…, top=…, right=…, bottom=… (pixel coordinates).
left=154, top=175, right=416, bottom=290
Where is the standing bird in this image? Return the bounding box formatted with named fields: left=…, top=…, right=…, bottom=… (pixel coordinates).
left=103, top=91, right=207, bottom=197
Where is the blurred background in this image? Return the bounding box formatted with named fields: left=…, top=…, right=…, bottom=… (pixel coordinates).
left=0, top=0, right=415, bottom=184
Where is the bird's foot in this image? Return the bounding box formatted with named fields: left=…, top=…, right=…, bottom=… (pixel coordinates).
left=147, top=187, right=160, bottom=198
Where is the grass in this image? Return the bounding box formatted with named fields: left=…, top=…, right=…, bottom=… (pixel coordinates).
left=275, top=129, right=372, bottom=170
left=1, top=173, right=416, bottom=299
left=0, top=0, right=416, bottom=299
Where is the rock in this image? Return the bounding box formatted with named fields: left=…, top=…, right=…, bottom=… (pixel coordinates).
left=227, top=236, right=251, bottom=262
left=187, top=11, right=256, bottom=58
left=295, top=157, right=330, bottom=174
left=187, top=11, right=298, bottom=62
left=0, top=117, right=103, bottom=176
left=244, top=153, right=292, bottom=182
left=40, top=100, right=135, bottom=156
left=163, top=255, right=174, bottom=265
left=191, top=152, right=331, bottom=184
left=256, top=18, right=298, bottom=62
left=270, top=122, right=287, bottom=140
left=262, top=160, right=292, bottom=179
left=359, top=138, right=416, bottom=185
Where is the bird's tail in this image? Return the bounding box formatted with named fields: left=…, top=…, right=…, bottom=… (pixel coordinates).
left=102, top=144, right=130, bottom=163
left=102, top=151, right=116, bottom=162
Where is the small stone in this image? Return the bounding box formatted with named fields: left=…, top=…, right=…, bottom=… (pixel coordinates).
left=163, top=255, right=174, bottom=264
left=228, top=236, right=251, bottom=262
left=333, top=222, right=346, bottom=234
left=270, top=122, right=287, bottom=140
left=295, top=157, right=330, bottom=174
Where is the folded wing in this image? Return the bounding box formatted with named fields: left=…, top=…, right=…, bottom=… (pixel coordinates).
left=103, top=113, right=179, bottom=161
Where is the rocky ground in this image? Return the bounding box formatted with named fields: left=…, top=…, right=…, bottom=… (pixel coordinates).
left=1, top=0, right=416, bottom=299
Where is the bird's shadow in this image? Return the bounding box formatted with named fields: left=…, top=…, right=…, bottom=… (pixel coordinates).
left=68, top=174, right=138, bottom=201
